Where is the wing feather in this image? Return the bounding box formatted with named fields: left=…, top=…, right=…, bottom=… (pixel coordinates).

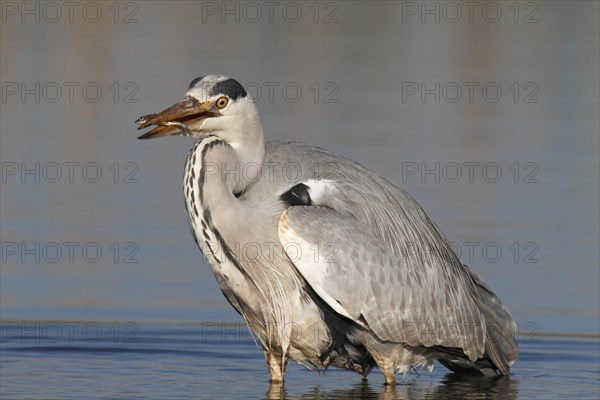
left=279, top=206, right=486, bottom=361
left=263, top=142, right=516, bottom=370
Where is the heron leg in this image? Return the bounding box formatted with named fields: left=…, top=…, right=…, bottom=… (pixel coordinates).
left=373, top=355, right=396, bottom=385
left=265, top=351, right=287, bottom=384
left=382, top=369, right=396, bottom=386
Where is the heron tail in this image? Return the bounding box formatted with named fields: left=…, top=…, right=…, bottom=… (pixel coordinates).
left=434, top=265, right=519, bottom=375
left=466, top=265, right=520, bottom=374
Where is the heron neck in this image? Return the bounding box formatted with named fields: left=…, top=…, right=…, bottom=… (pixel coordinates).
left=185, top=137, right=267, bottom=289
left=185, top=136, right=264, bottom=227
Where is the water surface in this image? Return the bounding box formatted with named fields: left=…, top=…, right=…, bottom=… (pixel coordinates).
left=1, top=322, right=598, bottom=399
left=0, top=1, right=598, bottom=398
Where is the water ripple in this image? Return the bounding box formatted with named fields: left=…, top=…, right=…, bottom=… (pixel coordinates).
left=1, top=322, right=598, bottom=399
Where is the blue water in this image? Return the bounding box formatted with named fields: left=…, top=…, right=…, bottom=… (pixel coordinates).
left=1, top=322, right=598, bottom=399
left=1, top=1, right=598, bottom=398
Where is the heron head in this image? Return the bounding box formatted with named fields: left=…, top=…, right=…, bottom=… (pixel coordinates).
left=137, top=74, right=262, bottom=143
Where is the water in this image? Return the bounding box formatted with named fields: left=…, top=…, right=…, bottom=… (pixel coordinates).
left=0, top=322, right=598, bottom=399
left=0, top=1, right=598, bottom=398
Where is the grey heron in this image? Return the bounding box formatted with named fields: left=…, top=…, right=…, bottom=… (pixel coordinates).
left=136, top=74, right=519, bottom=384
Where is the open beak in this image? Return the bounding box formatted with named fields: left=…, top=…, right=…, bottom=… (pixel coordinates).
left=136, top=97, right=217, bottom=139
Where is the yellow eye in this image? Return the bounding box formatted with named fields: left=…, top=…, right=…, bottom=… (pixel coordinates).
left=215, top=96, right=229, bottom=109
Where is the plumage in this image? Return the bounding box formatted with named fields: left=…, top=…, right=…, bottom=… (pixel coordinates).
left=137, top=74, right=519, bottom=384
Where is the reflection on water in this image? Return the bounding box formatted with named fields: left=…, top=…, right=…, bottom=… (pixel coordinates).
left=1, top=322, right=597, bottom=400
left=266, top=375, right=518, bottom=400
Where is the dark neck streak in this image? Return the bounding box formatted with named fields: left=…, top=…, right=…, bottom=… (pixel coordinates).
left=192, top=138, right=254, bottom=283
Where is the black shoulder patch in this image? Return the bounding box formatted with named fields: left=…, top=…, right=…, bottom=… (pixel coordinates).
left=188, top=76, right=205, bottom=89
left=280, top=183, right=312, bottom=207
left=210, top=78, right=247, bottom=100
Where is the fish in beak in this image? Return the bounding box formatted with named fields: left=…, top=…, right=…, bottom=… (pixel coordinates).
left=136, top=96, right=218, bottom=139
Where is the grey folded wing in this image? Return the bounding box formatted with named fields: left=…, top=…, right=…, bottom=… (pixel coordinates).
left=278, top=206, right=487, bottom=362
